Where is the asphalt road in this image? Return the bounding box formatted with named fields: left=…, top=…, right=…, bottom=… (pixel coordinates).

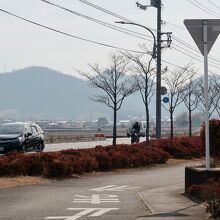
left=44, top=137, right=145, bottom=152
left=0, top=162, right=201, bottom=220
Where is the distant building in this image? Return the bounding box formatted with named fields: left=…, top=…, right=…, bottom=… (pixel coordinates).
left=57, top=121, right=72, bottom=128
left=35, top=120, right=50, bottom=128
left=118, top=120, right=131, bottom=128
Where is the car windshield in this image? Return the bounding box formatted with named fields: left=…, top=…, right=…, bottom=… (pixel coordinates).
left=0, top=124, right=24, bottom=134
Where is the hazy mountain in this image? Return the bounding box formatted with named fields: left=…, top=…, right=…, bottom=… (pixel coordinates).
left=0, top=66, right=152, bottom=120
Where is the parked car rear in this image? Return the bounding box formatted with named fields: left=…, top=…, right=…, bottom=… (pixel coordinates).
left=0, top=122, right=45, bottom=154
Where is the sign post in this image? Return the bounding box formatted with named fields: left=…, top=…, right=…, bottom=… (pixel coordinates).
left=184, top=19, right=220, bottom=169
left=203, top=21, right=210, bottom=169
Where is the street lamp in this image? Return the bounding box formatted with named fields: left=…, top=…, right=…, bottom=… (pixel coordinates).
left=115, top=21, right=157, bottom=59
left=136, top=0, right=162, bottom=139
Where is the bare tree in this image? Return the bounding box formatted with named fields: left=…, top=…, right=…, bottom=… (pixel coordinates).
left=81, top=53, right=137, bottom=147
left=181, top=68, right=199, bottom=137
left=212, top=74, right=220, bottom=117
left=122, top=50, right=156, bottom=141
left=162, top=65, right=191, bottom=138
left=195, top=74, right=219, bottom=118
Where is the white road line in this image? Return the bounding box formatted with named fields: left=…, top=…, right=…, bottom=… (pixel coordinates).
left=88, top=208, right=119, bottom=217
left=46, top=217, right=67, bottom=220
left=46, top=208, right=119, bottom=220
left=73, top=194, right=119, bottom=204
left=46, top=208, right=96, bottom=220
left=90, top=185, right=117, bottom=191
left=90, top=185, right=139, bottom=192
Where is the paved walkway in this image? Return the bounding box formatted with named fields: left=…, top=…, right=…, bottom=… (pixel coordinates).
left=45, top=137, right=145, bottom=152
left=139, top=182, right=209, bottom=220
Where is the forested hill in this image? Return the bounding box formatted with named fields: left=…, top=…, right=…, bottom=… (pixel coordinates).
left=0, top=66, right=148, bottom=120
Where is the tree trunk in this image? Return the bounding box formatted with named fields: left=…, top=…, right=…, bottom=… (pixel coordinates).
left=112, top=108, right=117, bottom=147
left=170, top=111, right=174, bottom=139
left=189, top=108, right=192, bottom=137
left=188, top=93, right=192, bottom=137
left=146, top=106, right=150, bottom=142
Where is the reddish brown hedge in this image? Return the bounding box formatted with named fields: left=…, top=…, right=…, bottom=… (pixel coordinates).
left=143, top=136, right=204, bottom=159
left=0, top=136, right=203, bottom=178
left=200, top=119, right=220, bottom=157
left=187, top=178, right=220, bottom=219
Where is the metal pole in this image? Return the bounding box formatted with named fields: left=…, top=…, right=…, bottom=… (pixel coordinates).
left=203, top=20, right=210, bottom=169
left=156, top=0, right=162, bottom=139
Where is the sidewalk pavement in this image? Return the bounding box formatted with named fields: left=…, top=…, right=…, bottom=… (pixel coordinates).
left=138, top=183, right=209, bottom=220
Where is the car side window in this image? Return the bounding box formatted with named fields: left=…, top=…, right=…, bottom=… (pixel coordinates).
left=36, top=125, right=43, bottom=134
left=32, top=126, right=38, bottom=135
left=25, top=125, right=32, bottom=135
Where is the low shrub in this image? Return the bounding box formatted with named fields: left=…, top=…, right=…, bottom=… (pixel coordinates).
left=142, top=136, right=204, bottom=159
left=187, top=178, right=220, bottom=219
left=200, top=119, right=220, bottom=157
left=0, top=143, right=170, bottom=178
left=0, top=151, right=99, bottom=178
left=0, top=136, right=203, bottom=178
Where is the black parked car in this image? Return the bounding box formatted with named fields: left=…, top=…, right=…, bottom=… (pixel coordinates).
left=0, top=122, right=45, bottom=154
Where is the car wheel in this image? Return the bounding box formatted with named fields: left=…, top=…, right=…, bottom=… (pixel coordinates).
left=37, top=142, right=44, bottom=152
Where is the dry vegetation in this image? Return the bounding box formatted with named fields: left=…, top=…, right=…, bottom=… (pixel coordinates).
left=0, top=176, right=48, bottom=188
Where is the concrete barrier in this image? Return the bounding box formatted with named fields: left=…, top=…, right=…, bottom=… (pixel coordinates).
left=185, top=166, right=220, bottom=192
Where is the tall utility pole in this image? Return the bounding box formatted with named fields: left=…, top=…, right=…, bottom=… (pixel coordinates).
left=156, top=0, right=162, bottom=139
left=137, top=0, right=162, bottom=139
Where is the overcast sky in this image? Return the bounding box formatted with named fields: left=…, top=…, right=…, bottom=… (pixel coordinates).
left=1, top=0, right=220, bottom=77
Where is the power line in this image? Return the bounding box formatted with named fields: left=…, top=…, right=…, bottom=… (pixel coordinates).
left=77, top=1, right=220, bottom=68
left=40, top=0, right=153, bottom=41
left=187, top=0, right=220, bottom=18
left=172, top=46, right=220, bottom=69
left=193, top=0, right=220, bottom=17
left=173, top=36, right=198, bottom=51
left=161, top=59, right=193, bottom=71
left=165, top=22, right=220, bottom=58
left=164, top=23, right=220, bottom=68
left=78, top=0, right=157, bottom=32
left=0, top=8, right=146, bottom=54
left=162, top=59, right=204, bottom=75
left=165, top=21, right=185, bottom=31
left=41, top=1, right=220, bottom=68
left=1, top=6, right=219, bottom=74
left=164, top=20, right=220, bottom=61
left=172, top=42, right=220, bottom=67
left=0, top=7, right=193, bottom=72
left=207, top=0, right=220, bottom=11
left=173, top=36, right=220, bottom=64
left=163, top=58, right=216, bottom=74
left=79, top=0, right=133, bottom=22
left=172, top=46, right=203, bottom=63
left=165, top=22, right=194, bottom=42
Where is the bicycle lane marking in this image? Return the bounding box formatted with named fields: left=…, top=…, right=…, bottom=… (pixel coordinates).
left=45, top=208, right=119, bottom=220
left=73, top=194, right=119, bottom=204
left=45, top=185, right=139, bottom=219
left=90, top=185, right=139, bottom=192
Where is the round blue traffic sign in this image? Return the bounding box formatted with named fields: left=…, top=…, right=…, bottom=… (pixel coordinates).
left=162, top=96, right=169, bottom=103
